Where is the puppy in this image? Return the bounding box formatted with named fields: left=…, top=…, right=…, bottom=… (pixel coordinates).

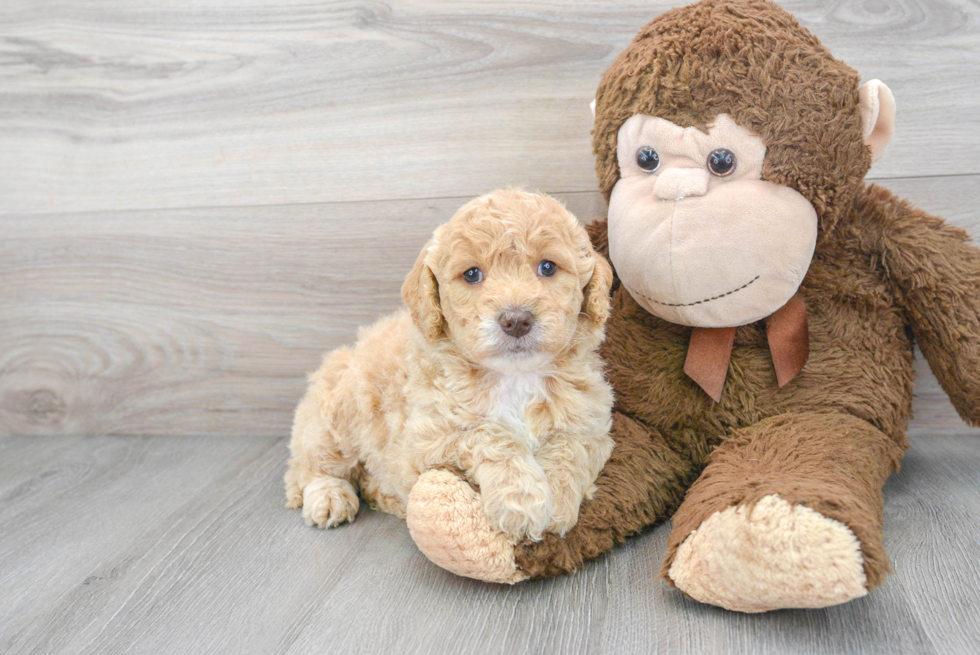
left=284, top=189, right=614, bottom=541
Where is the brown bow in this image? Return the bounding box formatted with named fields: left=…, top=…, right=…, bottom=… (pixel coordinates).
left=683, top=292, right=809, bottom=402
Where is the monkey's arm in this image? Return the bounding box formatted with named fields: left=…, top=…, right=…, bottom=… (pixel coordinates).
left=860, top=183, right=980, bottom=426
left=514, top=411, right=696, bottom=578
left=406, top=409, right=696, bottom=581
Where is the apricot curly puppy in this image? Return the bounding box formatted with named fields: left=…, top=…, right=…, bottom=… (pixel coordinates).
left=284, top=190, right=615, bottom=541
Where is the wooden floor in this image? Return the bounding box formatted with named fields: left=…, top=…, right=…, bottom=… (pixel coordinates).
left=2, top=1, right=980, bottom=653
left=1, top=431, right=979, bottom=654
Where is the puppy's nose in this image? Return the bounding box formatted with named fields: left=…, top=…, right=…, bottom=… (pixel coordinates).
left=499, top=310, right=534, bottom=338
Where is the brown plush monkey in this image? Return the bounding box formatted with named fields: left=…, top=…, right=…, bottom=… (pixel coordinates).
left=405, top=0, right=980, bottom=612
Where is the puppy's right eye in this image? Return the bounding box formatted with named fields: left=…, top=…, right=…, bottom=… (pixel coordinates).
left=462, top=267, right=483, bottom=284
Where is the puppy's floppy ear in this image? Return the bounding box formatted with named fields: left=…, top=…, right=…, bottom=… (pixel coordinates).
left=401, top=242, right=443, bottom=341
left=582, top=252, right=613, bottom=326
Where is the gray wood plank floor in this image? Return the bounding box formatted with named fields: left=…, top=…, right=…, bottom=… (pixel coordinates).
left=3, top=0, right=980, bottom=653
left=1, top=432, right=978, bottom=655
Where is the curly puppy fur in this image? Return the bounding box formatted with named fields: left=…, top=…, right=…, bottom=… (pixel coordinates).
left=285, top=190, right=615, bottom=541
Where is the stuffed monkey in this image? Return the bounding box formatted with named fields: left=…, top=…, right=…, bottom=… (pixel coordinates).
left=405, top=0, right=980, bottom=612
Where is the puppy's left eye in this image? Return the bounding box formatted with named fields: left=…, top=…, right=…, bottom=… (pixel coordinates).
left=462, top=267, right=483, bottom=284
left=537, top=260, right=557, bottom=277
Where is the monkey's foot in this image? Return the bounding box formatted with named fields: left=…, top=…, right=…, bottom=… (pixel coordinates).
left=667, top=494, right=868, bottom=612
left=407, top=470, right=528, bottom=584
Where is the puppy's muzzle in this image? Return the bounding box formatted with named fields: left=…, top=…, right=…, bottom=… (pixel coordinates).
left=499, top=309, right=534, bottom=338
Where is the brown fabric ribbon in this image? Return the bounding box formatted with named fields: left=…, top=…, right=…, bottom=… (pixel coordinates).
left=683, top=292, right=809, bottom=403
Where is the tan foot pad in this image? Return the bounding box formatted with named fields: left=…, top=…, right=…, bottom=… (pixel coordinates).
left=407, top=470, right=528, bottom=584
left=667, top=493, right=868, bottom=612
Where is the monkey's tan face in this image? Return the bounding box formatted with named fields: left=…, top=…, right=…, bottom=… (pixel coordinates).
left=608, top=114, right=818, bottom=328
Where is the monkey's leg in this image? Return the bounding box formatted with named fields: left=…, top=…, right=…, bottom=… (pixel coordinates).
left=406, top=411, right=696, bottom=582
left=662, top=411, right=905, bottom=613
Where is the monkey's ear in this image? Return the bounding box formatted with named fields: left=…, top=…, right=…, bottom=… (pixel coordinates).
left=401, top=243, right=443, bottom=341
left=589, top=98, right=596, bottom=120
left=582, top=254, right=613, bottom=326
left=858, top=80, right=896, bottom=161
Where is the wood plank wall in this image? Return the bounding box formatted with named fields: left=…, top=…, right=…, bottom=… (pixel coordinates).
left=2, top=1, right=979, bottom=437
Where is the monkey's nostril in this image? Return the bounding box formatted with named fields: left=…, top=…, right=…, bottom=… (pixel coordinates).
left=499, top=310, right=534, bottom=338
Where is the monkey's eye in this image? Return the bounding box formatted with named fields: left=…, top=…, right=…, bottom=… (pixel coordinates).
left=462, top=267, right=483, bottom=284
left=537, top=260, right=557, bottom=277
left=636, top=146, right=661, bottom=172
left=707, top=148, right=737, bottom=177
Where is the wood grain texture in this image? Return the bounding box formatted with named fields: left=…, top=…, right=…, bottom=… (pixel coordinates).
left=1, top=0, right=979, bottom=215
left=0, top=435, right=281, bottom=653
left=1, top=433, right=978, bottom=654
left=1, top=177, right=977, bottom=438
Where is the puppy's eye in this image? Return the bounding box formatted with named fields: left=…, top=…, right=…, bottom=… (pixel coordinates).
left=707, top=148, right=737, bottom=177
left=462, top=267, right=483, bottom=284
left=537, top=260, right=557, bottom=277
left=636, top=146, right=660, bottom=172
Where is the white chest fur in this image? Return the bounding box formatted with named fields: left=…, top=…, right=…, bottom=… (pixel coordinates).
left=488, top=372, right=547, bottom=443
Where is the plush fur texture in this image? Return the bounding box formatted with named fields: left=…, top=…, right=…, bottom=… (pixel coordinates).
left=407, top=469, right=528, bottom=584
left=405, top=0, right=980, bottom=610
left=285, top=190, right=615, bottom=541
left=591, top=0, right=871, bottom=233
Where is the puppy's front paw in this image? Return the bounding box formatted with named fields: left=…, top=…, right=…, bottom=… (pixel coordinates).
left=301, top=477, right=360, bottom=528
left=547, top=487, right=584, bottom=536
left=483, top=479, right=553, bottom=542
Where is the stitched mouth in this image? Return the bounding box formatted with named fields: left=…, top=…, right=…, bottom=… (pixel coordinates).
left=634, top=275, right=760, bottom=308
